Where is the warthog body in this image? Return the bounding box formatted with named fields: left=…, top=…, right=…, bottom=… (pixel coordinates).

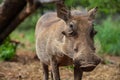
left=35, top=2, right=101, bottom=80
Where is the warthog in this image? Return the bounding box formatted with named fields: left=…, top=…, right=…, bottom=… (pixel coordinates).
left=35, top=1, right=101, bottom=80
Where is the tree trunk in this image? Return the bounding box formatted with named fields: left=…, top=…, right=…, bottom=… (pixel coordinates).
left=0, top=0, right=59, bottom=45
left=0, top=0, right=26, bottom=44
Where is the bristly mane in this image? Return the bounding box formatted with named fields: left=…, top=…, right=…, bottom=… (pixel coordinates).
left=71, top=9, right=88, bottom=16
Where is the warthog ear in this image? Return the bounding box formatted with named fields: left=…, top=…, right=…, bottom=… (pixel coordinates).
left=88, top=7, right=98, bottom=20
left=56, top=0, right=71, bottom=21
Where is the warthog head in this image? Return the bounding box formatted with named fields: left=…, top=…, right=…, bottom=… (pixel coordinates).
left=57, top=1, right=101, bottom=72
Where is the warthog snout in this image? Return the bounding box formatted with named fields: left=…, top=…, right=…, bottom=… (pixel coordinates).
left=74, top=53, right=101, bottom=72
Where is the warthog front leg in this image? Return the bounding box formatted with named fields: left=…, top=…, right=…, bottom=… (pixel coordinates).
left=42, top=63, right=49, bottom=80
left=51, top=70, right=53, bottom=80
left=74, top=65, right=83, bottom=80
left=50, top=56, right=60, bottom=80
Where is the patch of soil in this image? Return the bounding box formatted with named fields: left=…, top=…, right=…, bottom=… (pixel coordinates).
left=0, top=50, right=120, bottom=80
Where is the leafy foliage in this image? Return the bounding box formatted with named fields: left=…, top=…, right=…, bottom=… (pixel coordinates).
left=88, top=0, right=120, bottom=15
left=0, top=0, right=2, bottom=3
left=95, top=17, right=120, bottom=56
left=65, top=0, right=120, bottom=15
left=65, top=0, right=89, bottom=7
left=0, top=37, right=17, bottom=60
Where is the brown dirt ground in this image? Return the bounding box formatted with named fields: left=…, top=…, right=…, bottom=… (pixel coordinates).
left=0, top=50, right=120, bottom=80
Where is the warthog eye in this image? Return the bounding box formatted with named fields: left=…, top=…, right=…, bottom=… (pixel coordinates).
left=69, top=22, right=77, bottom=30
left=70, top=24, right=74, bottom=29
left=62, top=22, right=77, bottom=37
left=68, top=23, right=77, bottom=37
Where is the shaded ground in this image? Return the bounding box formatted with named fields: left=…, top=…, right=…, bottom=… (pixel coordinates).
left=0, top=50, right=120, bottom=80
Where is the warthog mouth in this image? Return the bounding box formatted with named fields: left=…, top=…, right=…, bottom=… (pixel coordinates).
left=80, top=63, right=96, bottom=72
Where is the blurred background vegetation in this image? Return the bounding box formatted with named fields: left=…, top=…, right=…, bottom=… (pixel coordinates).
left=0, top=0, right=120, bottom=60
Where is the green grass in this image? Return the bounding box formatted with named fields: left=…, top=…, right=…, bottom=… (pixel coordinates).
left=0, top=37, right=17, bottom=61
left=95, top=17, right=120, bottom=56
